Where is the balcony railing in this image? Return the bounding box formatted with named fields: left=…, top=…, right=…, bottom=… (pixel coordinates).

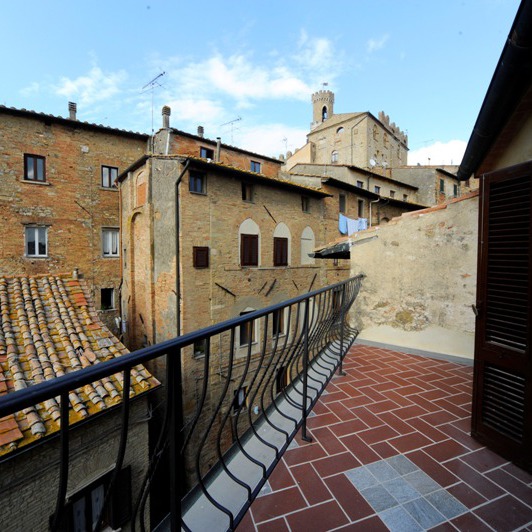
left=0, top=275, right=363, bottom=532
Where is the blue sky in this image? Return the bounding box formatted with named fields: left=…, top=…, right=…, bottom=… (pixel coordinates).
left=1, top=0, right=521, bottom=165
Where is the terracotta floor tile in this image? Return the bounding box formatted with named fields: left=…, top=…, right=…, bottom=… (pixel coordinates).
left=428, top=522, right=457, bottom=532
left=268, top=458, right=295, bottom=491
left=358, top=386, right=387, bottom=403
left=343, top=394, right=376, bottom=409
left=341, top=433, right=381, bottom=465
left=388, top=432, right=433, bottom=453
left=451, top=417, right=472, bottom=433
left=378, top=411, right=417, bottom=436
left=357, top=424, right=400, bottom=445
left=437, top=423, right=484, bottom=451
left=420, top=410, right=459, bottom=426
left=473, top=494, right=532, bottom=531
left=423, top=439, right=470, bottom=463
left=391, top=404, right=429, bottom=420
left=433, top=398, right=471, bottom=418
left=443, top=392, right=472, bottom=407
left=312, top=451, right=361, bottom=478
left=251, top=486, right=307, bottom=524
left=460, top=447, right=509, bottom=473
left=407, top=376, right=437, bottom=391
left=311, top=401, right=332, bottom=416
left=290, top=462, right=332, bottom=505
left=352, top=406, right=385, bottom=428
left=502, top=462, right=532, bottom=485
left=486, top=468, right=532, bottom=508
left=325, top=473, right=375, bottom=522
left=312, top=426, right=349, bottom=456
left=365, top=399, right=402, bottom=415
left=255, top=517, right=289, bottom=532
left=406, top=417, right=448, bottom=442
left=450, top=512, right=493, bottom=531
left=382, top=389, right=416, bottom=407
left=368, top=381, right=400, bottom=393
left=326, top=400, right=358, bottom=422
left=409, top=394, right=445, bottom=413
left=285, top=500, right=349, bottom=532
left=307, top=412, right=341, bottom=430
left=236, top=506, right=257, bottom=531
left=406, top=449, right=459, bottom=488
left=444, top=459, right=505, bottom=499
left=417, top=388, right=450, bottom=401
left=335, top=516, right=388, bottom=531
left=320, top=390, right=349, bottom=404
left=371, top=440, right=399, bottom=459
left=329, top=417, right=368, bottom=438
left=283, top=441, right=327, bottom=466
left=447, top=482, right=487, bottom=509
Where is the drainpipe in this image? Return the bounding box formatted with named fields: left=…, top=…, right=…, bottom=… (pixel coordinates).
left=369, top=197, right=380, bottom=227
left=215, top=137, right=221, bottom=162
left=175, top=159, right=191, bottom=337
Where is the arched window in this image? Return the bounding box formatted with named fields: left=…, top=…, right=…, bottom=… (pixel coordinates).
left=336, top=126, right=344, bottom=134
left=273, top=222, right=291, bottom=267
left=322, top=106, right=328, bottom=121
left=300, top=226, right=315, bottom=265
left=239, top=218, right=260, bottom=267
left=331, top=150, right=339, bottom=163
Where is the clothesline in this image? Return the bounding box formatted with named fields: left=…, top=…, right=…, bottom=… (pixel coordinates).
left=338, top=213, right=368, bottom=235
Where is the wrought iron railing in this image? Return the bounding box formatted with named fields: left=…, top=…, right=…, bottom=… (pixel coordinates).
left=0, top=275, right=363, bottom=532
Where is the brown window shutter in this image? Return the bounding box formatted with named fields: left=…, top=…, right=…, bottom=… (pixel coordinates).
left=241, top=234, right=258, bottom=266
left=274, top=237, right=288, bottom=266
left=193, top=246, right=209, bottom=268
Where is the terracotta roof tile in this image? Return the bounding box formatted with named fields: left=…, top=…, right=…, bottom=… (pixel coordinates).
left=0, top=273, right=159, bottom=457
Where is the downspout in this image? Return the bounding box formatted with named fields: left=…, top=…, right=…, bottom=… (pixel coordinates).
left=369, top=197, right=380, bottom=227
left=175, top=159, right=191, bottom=337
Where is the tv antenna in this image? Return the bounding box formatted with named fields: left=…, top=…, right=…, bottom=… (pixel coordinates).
left=220, top=116, right=242, bottom=144
left=141, top=71, right=166, bottom=134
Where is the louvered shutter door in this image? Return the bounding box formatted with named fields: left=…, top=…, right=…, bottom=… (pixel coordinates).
left=472, top=161, right=532, bottom=472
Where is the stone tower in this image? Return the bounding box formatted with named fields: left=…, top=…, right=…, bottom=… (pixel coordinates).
left=311, top=90, right=335, bottom=130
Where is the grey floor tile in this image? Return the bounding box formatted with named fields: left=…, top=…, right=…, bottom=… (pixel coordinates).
left=426, top=489, right=468, bottom=519
left=386, top=455, right=419, bottom=476
left=382, top=476, right=422, bottom=504
left=345, top=466, right=379, bottom=491
left=366, top=459, right=401, bottom=482
left=379, top=505, right=424, bottom=532
left=361, top=485, right=399, bottom=512
left=403, top=497, right=446, bottom=529
left=403, top=469, right=442, bottom=495
left=258, top=480, right=272, bottom=497
left=287, top=438, right=299, bottom=450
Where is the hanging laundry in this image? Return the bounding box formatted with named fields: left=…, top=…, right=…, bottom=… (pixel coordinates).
left=338, top=213, right=348, bottom=235
left=347, top=217, right=358, bottom=236
left=357, top=218, right=368, bottom=231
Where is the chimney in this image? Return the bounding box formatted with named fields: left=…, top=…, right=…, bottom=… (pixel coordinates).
left=215, top=137, right=221, bottom=162
left=197, top=125, right=204, bottom=138
left=68, top=102, right=77, bottom=120
left=162, top=106, right=171, bottom=128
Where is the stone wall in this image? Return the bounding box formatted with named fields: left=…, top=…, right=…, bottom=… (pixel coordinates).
left=350, top=192, right=479, bottom=359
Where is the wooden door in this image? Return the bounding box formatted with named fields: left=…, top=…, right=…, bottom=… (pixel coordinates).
left=472, top=161, right=532, bottom=472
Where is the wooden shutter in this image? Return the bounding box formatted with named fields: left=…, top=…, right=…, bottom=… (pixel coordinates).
left=274, top=237, right=288, bottom=266
left=193, top=246, right=209, bottom=268
left=472, top=161, right=532, bottom=472
left=241, top=234, right=258, bottom=266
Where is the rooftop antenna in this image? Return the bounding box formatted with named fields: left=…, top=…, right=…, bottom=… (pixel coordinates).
left=141, top=71, right=166, bottom=135
left=220, top=116, right=242, bottom=144
left=282, top=137, right=288, bottom=152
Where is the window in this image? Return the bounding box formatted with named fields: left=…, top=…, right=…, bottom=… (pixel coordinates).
left=59, top=467, right=131, bottom=531
left=200, top=146, right=214, bottom=159
left=339, top=194, right=346, bottom=213
left=374, top=185, right=381, bottom=194
left=189, top=171, right=206, bottom=194
left=272, top=308, right=285, bottom=337
left=242, top=182, right=254, bottom=202
left=193, top=338, right=208, bottom=357
left=274, top=237, right=288, bottom=266
left=241, top=234, right=258, bottom=266
left=239, top=310, right=256, bottom=346
left=24, top=154, right=45, bottom=182
left=193, top=246, right=209, bottom=268
left=300, top=226, right=315, bottom=265
left=390, top=190, right=396, bottom=198
left=25, top=226, right=47, bottom=257
left=453, top=184, right=459, bottom=197
left=301, top=196, right=309, bottom=213
left=102, top=228, right=119, bottom=257
left=101, top=288, right=115, bottom=310
left=358, top=199, right=364, bottom=217
left=331, top=150, right=339, bottom=163
left=101, top=165, right=118, bottom=188
left=336, top=127, right=344, bottom=134
left=250, top=161, right=261, bottom=173
left=439, top=179, right=445, bottom=194
left=356, top=180, right=364, bottom=188
left=233, top=387, right=248, bottom=414
left=403, top=194, right=408, bottom=201
left=276, top=365, right=289, bottom=394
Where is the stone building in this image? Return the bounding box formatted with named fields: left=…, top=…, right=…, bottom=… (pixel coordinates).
left=0, top=272, right=159, bottom=531
left=0, top=104, right=148, bottom=331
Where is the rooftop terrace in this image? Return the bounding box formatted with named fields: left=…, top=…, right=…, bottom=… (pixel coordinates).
left=237, top=344, right=532, bottom=531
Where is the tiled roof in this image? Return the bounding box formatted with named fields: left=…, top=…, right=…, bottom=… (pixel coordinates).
left=0, top=273, right=159, bottom=457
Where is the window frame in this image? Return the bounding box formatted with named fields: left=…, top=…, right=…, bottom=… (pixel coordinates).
left=356, top=180, right=364, bottom=188
left=273, top=237, right=288, bottom=267
left=439, top=179, right=445, bottom=193
left=193, top=338, right=208, bottom=358
left=24, top=154, right=46, bottom=182
left=101, top=165, right=118, bottom=188
left=357, top=199, right=364, bottom=217
left=390, top=190, right=396, bottom=199
left=102, top=228, right=120, bottom=258
left=240, top=233, right=259, bottom=267
left=200, top=146, right=214, bottom=160
left=189, top=171, right=206, bottom=194
left=374, top=185, right=381, bottom=194
left=250, top=160, right=261, bottom=173
left=239, top=310, right=257, bottom=347
left=301, top=196, right=310, bottom=213
left=272, top=308, right=285, bottom=337
left=100, top=288, right=115, bottom=310
left=25, top=225, right=48, bottom=257
left=193, top=246, right=209, bottom=268
left=339, top=193, right=346, bottom=213
left=242, top=182, right=254, bottom=202
left=331, top=150, right=339, bottom=163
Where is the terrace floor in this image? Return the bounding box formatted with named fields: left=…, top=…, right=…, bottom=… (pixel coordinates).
left=236, top=343, right=532, bottom=532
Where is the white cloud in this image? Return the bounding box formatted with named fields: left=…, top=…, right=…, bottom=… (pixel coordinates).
left=54, top=66, right=127, bottom=106
left=408, top=140, right=466, bottom=166
left=20, top=82, right=40, bottom=97
left=367, top=34, right=390, bottom=53
left=235, top=124, right=308, bottom=159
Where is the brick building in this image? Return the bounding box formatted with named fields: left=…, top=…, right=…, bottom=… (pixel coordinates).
left=0, top=104, right=148, bottom=331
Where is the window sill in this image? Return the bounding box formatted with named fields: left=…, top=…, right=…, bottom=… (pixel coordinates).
left=25, top=255, right=49, bottom=259
left=99, top=186, right=118, bottom=192
left=190, top=191, right=207, bottom=196
left=102, top=255, right=120, bottom=259
left=21, top=180, right=50, bottom=186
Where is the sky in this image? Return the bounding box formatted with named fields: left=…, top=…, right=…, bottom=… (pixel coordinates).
left=0, top=0, right=522, bottom=166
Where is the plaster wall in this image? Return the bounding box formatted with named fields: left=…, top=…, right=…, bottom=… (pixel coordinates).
left=350, top=194, right=479, bottom=360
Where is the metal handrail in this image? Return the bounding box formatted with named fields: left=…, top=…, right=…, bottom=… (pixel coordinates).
left=0, top=275, right=364, bottom=532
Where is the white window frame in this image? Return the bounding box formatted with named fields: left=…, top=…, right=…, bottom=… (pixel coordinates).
left=25, top=226, right=48, bottom=257
left=102, top=228, right=119, bottom=258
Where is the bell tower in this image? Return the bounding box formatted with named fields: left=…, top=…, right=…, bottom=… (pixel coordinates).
left=311, top=90, right=334, bottom=130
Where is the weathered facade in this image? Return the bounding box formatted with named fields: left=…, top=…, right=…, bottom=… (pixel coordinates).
left=0, top=105, right=148, bottom=330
